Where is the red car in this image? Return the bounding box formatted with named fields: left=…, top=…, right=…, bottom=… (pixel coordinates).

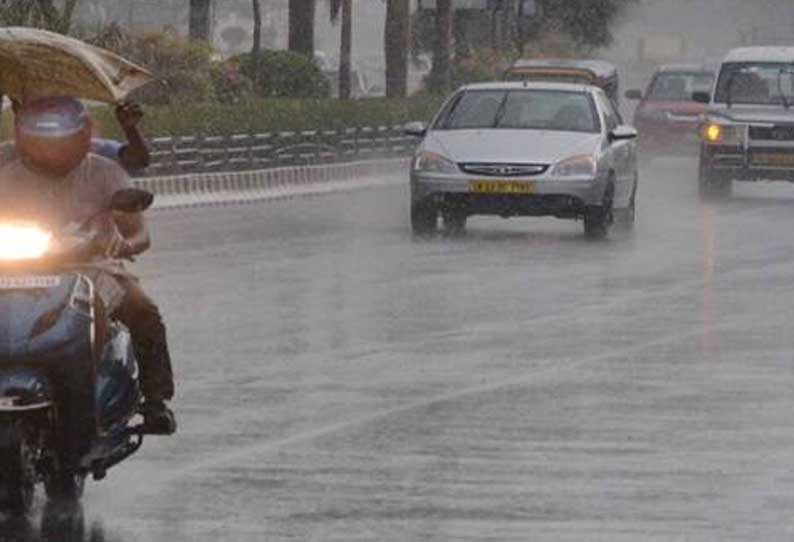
left=626, top=65, right=715, bottom=158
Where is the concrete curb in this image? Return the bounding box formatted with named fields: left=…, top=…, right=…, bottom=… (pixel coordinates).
left=135, top=158, right=410, bottom=210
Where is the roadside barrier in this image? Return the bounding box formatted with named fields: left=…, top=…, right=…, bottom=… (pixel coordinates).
left=134, top=124, right=418, bottom=209
left=134, top=157, right=410, bottom=210
left=145, top=125, right=417, bottom=177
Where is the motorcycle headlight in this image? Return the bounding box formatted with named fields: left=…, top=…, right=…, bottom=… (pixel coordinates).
left=550, top=155, right=597, bottom=178
left=700, top=122, right=744, bottom=145
left=413, top=151, right=459, bottom=174
left=0, top=224, right=52, bottom=261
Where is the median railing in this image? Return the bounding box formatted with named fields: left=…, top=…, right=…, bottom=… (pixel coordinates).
left=144, top=125, right=418, bottom=176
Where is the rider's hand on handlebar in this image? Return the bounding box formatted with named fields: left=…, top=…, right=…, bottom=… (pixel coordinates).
left=104, top=230, right=132, bottom=260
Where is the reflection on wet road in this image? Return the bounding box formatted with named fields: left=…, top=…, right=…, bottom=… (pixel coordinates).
left=7, top=158, right=794, bottom=541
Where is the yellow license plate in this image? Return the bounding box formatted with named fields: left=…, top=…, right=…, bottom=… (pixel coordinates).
left=469, top=180, right=534, bottom=194
left=752, top=153, right=794, bottom=166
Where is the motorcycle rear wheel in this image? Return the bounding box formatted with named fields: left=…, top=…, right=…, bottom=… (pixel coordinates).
left=0, top=422, right=37, bottom=515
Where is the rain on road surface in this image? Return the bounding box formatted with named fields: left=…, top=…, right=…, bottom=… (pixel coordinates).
left=6, top=157, right=794, bottom=541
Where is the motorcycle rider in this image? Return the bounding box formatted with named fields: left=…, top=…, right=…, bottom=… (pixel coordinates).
left=5, top=98, right=150, bottom=174
left=0, top=96, right=175, bottom=434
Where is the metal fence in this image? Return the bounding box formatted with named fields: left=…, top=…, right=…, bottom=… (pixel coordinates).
left=145, top=125, right=419, bottom=177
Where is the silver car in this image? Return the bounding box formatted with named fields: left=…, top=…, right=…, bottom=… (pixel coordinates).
left=406, top=81, right=639, bottom=237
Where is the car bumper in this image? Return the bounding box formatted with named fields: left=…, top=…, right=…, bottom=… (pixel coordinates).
left=703, top=145, right=794, bottom=182
left=411, top=172, right=607, bottom=217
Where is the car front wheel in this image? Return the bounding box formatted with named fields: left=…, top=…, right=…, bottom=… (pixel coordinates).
left=584, top=184, right=614, bottom=239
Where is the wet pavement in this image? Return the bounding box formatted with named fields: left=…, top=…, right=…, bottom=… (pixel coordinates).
left=6, top=157, right=794, bottom=541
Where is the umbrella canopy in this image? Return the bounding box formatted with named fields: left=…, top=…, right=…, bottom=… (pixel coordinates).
left=0, top=27, right=152, bottom=104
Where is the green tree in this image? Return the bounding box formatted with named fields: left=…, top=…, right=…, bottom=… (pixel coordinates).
left=0, top=0, right=80, bottom=34
left=539, top=0, right=634, bottom=49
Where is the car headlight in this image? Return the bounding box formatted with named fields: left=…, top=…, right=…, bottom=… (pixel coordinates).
left=0, top=224, right=51, bottom=261
left=549, top=155, right=597, bottom=178
left=700, top=122, right=744, bottom=145
left=413, top=151, right=459, bottom=174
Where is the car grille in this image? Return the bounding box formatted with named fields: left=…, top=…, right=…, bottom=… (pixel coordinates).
left=459, top=163, right=548, bottom=177
left=749, top=125, right=794, bottom=141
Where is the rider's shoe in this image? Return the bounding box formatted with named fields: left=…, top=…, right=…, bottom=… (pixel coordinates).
left=140, top=401, right=177, bottom=435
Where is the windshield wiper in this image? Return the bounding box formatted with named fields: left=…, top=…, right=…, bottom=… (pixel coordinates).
left=725, top=70, right=737, bottom=108
left=778, top=66, right=793, bottom=109
left=492, top=92, right=511, bottom=128
left=439, top=93, right=465, bottom=129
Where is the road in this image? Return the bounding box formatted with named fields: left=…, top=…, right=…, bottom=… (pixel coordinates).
left=6, top=157, right=794, bottom=541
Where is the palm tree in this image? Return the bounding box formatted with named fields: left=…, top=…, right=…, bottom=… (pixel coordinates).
left=329, top=0, right=352, bottom=99
left=288, top=0, right=316, bottom=56
left=431, top=0, right=453, bottom=93
left=189, top=0, right=212, bottom=41
left=384, top=0, right=410, bottom=97
left=251, top=0, right=262, bottom=53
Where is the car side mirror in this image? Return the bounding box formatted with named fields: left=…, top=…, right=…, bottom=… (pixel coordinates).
left=110, top=188, right=154, bottom=213
left=625, top=89, right=643, bottom=101
left=404, top=121, right=428, bottom=138
left=692, top=91, right=711, bottom=104
left=609, top=125, right=638, bottom=142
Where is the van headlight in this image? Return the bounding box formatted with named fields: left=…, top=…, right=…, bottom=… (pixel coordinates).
left=550, top=155, right=596, bottom=178
left=413, top=151, right=459, bottom=174
left=0, top=224, right=52, bottom=261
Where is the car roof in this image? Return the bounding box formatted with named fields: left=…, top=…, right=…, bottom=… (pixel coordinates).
left=654, top=63, right=715, bottom=74
left=723, top=47, right=794, bottom=63
left=460, top=81, right=598, bottom=93
left=508, top=58, right=617, bottom=79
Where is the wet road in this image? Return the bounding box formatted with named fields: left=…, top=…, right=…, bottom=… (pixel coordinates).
left=7, top=157, right=794, bottom=541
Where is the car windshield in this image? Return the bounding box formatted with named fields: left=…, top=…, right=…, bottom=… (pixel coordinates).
left=646, top=72, right=714, bottom=101
left=434, top=89, right=600, bottom=133
left=714, top=62, right=794, bottom=105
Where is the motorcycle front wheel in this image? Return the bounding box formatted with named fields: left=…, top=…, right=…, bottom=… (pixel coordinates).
left=45, top=470, right=85, bottom=503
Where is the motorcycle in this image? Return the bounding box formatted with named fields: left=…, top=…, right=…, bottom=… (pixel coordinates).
left=0, top=188, right=155, bottom=514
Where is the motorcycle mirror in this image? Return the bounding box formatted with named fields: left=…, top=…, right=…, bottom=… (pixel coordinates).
left=109, top=188, right=154, bottom=213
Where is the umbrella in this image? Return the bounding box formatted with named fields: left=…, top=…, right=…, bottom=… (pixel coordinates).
left=0, top=27, right=152, bottom=104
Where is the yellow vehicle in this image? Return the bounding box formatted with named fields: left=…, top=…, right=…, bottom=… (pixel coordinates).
left=505, top=58, right=620, bottom=106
